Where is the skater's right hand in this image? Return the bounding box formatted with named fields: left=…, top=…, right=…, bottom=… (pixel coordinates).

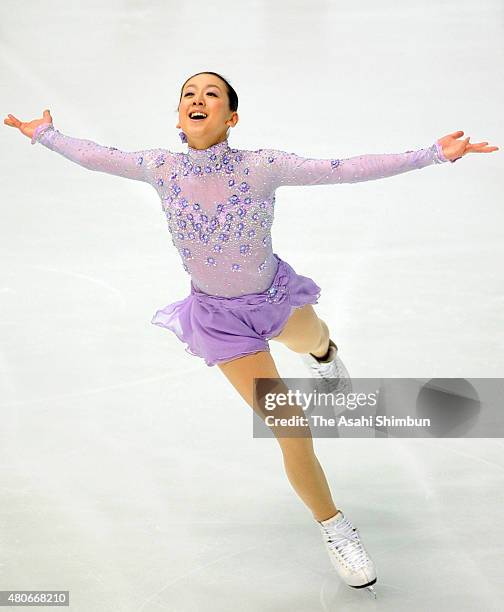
left=3, top=109, right=53, bottom=139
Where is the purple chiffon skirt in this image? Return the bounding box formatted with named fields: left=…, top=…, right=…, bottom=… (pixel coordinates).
left=150, top=253, right=322, bottom=367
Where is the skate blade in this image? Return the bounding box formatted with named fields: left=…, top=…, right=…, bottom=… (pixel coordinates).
left=366, top=585, right=377, bottom=599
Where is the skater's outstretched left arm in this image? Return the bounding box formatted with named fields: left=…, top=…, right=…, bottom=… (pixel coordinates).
left=258, top=131, right=499, bottom=188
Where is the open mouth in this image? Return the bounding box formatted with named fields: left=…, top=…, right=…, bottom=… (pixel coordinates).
left=189, top=112, right=208, bottom=121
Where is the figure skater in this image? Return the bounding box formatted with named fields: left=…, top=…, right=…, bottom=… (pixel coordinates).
left=4, top=71, right=498, bottom=599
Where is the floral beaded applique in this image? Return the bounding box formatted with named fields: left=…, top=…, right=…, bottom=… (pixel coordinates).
left=265, top=272, right=290, bottom=304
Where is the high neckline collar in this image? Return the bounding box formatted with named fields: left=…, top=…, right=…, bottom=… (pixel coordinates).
left=185, top=138, right=231, bottom=162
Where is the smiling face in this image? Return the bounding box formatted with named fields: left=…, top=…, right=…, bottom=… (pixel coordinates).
left=176, top=73, right=239, bottom=150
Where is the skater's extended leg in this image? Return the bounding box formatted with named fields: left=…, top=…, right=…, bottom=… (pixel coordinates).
left=271, top=304, right=331, bottom=358
left=218, top=350, right=377, bottom=596
left=217, top=350, right=338, bottom=521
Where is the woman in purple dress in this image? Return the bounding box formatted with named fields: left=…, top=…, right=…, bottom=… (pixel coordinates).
left=5, top=70, right=498, bottom=597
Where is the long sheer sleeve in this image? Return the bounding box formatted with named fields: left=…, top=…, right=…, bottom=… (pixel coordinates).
left=259, top=141, right=455, bottom=189
left=30, top=122, right=169, bottom=184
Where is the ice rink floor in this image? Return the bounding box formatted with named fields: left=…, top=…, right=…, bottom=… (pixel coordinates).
left=1, top=0, right=503, bottom=610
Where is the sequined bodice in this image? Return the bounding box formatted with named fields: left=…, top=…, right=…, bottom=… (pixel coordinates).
left=157, top=140, right=279, bottom=296
left=31, top=123, right=450, bottom=297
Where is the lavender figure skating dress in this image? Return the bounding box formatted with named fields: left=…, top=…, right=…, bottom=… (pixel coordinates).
left=31, top=123, right=453, bottom=366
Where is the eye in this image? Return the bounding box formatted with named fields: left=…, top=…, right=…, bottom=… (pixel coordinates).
left=183, top=92, right=218, bottom=97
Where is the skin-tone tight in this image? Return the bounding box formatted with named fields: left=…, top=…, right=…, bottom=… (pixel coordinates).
left=217, top=304, right=339, bottom=522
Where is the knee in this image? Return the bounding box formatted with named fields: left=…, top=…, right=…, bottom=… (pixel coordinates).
left=287, top=317, right=328, bottom=355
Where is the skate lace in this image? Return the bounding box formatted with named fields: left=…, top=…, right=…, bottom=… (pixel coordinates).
left=321, top=516, right=369, bottom=570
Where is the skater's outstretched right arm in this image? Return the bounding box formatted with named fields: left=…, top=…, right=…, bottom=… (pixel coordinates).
left=4, top=109, right=169, bottom=184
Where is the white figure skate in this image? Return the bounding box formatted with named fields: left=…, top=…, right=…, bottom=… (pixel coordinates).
left=317, top=509, right=377, bottom=598
left=301, top=339, right=353, bottom=396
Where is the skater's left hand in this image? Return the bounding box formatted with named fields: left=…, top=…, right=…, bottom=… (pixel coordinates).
left=437, top=131, right=499, bottom=162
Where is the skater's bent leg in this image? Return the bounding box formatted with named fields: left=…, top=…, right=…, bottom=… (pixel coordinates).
left=217, top=350, right=338, bottom=522
left=271, top=304, right=331, bottom=358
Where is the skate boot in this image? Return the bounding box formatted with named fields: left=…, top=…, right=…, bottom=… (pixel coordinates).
left=317, top=509, right=377, bottom=598
left=301, top=339, right=353, bottom=396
